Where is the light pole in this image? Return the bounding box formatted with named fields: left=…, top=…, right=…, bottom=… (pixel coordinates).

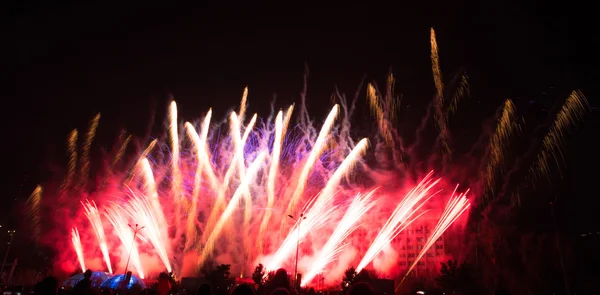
left=288, top=213, right=306, bottom=291
left=1, top=230, right=15, bottom=281
left=124, top=224, right=144, bottom=275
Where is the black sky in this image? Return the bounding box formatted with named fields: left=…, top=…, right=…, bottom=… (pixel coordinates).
left=1, top=1, right=598, bottom=230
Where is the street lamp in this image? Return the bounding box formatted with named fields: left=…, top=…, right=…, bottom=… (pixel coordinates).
left=288, top=213, right=306, bottom=291
left=124, top=224, right=145, bottom=275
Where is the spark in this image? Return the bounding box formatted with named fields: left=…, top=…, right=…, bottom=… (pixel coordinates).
left=200, top=151, right=267, bottom=265
left=80, top=113, right=101, bottom=189
left=103, top=205, right=145, bottom=278
left=430, top=28, right=451, bottom=163
left=26, top=185, right=43, bottom=242
left=82, top=200, right=113, bottom=273
left=71, top=227, right=86, bottom=271
left=62, top=129, right=78, bottom=193
left=111, top=134, right=132, bottom=170
left=397, top=188, right=470, bottom=290
left=302, top=190, right=378, bottom=285
left=531, top=90, right=589, bottom=180
left=285, top=105, right=339, bottom=218
left=484, top=99, right=521, bottom=196
left=357, top=171, right=440, bottom=272
left=121, top=190, right=172, bottom=273
left=447, top=73, right=470, bottom=116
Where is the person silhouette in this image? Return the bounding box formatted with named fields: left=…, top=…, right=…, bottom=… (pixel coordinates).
left=198, top=284, right=211, bottom=295
left=72, top=270, right=93, bottom=295
left=348, top=282, right=374, bottom=295
left=231, top=284, right=254, bottom=295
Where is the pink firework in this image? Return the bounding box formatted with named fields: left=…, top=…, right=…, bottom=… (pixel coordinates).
left=356, top=171, right=441, bottom=272
left=71, top=227, right=86, bottom=272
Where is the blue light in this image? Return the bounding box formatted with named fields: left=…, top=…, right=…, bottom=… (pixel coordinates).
left=62, top=272, right=112, bottom=289
left=100, top=274, right=147, bottom=290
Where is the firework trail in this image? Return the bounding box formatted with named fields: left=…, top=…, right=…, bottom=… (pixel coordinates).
left=285, top=105, right=340, bottom=220
left=484, top=99, right=521, bottom=197
left=126, top=139, right=157, bottom=184
left=82, top=200, right=113, bottom=274
left=258, top=111, right=285, bottom=253
left=26, top=185, right=43, bottom=242
left=62, top=129, right=78, bottom=193
left=168, top=101, right=184, bottom=246
left=235, top=112, right=258, bottom=240
left=111, top=134, right=132, bottom=170
left=447, top=73, right=470, bottom=116
left=199, top=151, right=268, bottom=264
left=367, top=83, right=394, bottom=145
left=137, top=158, right=170, bottom=256
left=201, top=111, right=255, bottom=244
left=71, top=227, right=86, bottom=271
left=356, top=171, right=441, bottom=272
left=430, top=28, right=451, bottom=163
left=282, top=105, right=295, bottom=140
left=238, top=87, right=249, bottom=121
left=121, top=191, right=172, bottom=273
left=320, top=138, right=370, bottom=198
left=80, top=113, right=101, bottom=189
left=103, top=205, right=145, bottom=278
left=268, top=138, right=370, bottom=271
left=397, top=188, right=470, bottom=290
left=266, top=192, right=338, bottom=272
left=183, top=113, right=212, bottom=251
left=301, top=190, right=378, bottom=286
left=530, top=90, right=589, bottom=180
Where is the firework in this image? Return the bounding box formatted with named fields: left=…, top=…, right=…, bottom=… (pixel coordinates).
left=484, top=99, right=521, bottom=196
left=82, top=200, right=113, bottom=274
left=356, top=171, right=440, bottom=272
left=302, top=190, right=378, bottom=286
left=284, top=105, right=340, bottom=219
left=447, top=73, right=470, bottom=116
left=30, top=29, right=589, bottom=285
left=71, top=227, right=86, bottom=271
left=530, top=90, right=589, bottom=180
left=397, top=187, right=470, bottom=290
left=103, top=205, right=145, bottom=278
left=111, top=134, right=132, bottom=170
left=26, top=185, right=43, bottom=242
left=80, top=113, right=101, bottom=189
left=62, top=129, right=78, bottom=193
left=430, top=28, right=451, bottom=162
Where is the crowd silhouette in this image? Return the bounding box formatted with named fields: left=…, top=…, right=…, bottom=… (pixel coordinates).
left=17, top=266, right=513, bottom=295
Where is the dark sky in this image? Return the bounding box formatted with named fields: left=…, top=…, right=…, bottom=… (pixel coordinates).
left=1, top=2, right=598, bottom=230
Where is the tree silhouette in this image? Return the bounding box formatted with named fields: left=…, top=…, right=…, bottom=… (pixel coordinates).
left=252, top=264, right=266, bottom=286
left=436, top=260, right=460, bottom=292
left=341, top=267, right=356, bottom=291
left=207, top=264, right=232, bottom=292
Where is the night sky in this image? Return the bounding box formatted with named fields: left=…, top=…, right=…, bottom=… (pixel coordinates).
left=1, top=2, right=598, bottom=232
